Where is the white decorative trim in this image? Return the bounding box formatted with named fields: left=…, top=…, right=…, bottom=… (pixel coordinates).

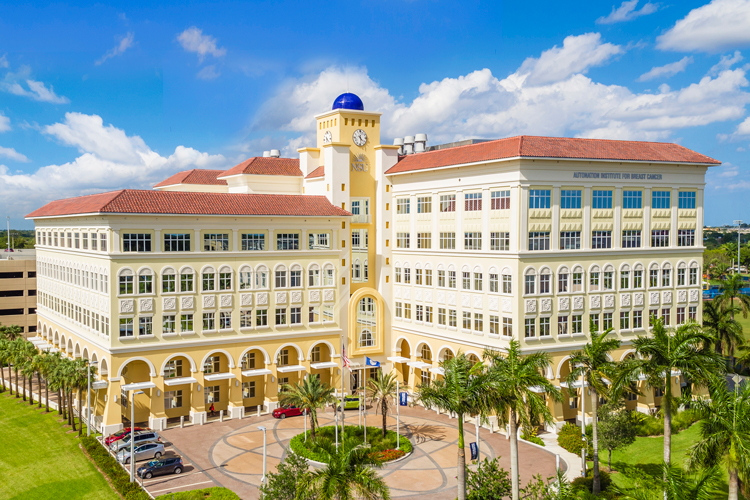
left=572, top=296, right=584, bottom=311
left=489, top=296, right=499, bottom=312
left=472, top=295, right=483, bottom=310
left=220, top=294, right=233, bottom=308
left=203, top=295, right=216, bottom=309
left=558, top=297, right=570, bottom=312
left=163, top=297, right=176, bottom=311
left=276, top=292, right=287, bottom=304
left=662, top=291, right=672, bottom=305
left=689, top=289, right=700, bottom=303
left=590, top=295, right=601, bottom=310
left=181, top=296, right=194, bottom=310
left=323, top=289, right=335, bottom=302
left=649, top=291, right=660, bottom=305
left=604, top=294, right=615, bottom=309
left=291, top=291, right=302, bottom=304
left=525, top=299, right=537, bottom=314
left=541, top=297, right=552, bottom=313
left=620, top=293, right=631, bottom=307
left=119, top=299, right=134, bottom=314
left=501, top=297, right=512, bottom=313
left=240, top=293, right=253, bottom=307
left=309, top=290, right=320, bottom=303
left=634, top=292, right=644, bottom=306
left=257, top=292, right=268, bottom=306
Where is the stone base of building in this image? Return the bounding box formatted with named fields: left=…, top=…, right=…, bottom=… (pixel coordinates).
left=102, top=422, right=124, bottom=436
left=149, top=416, right=167, bottom=431
left=190, top=410, right=207, bottom=425
left=228, top=405, right=244, bottom=420
left=266, top=399, right=279, bottom=412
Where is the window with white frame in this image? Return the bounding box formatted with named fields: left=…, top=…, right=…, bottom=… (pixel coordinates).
left=202, top=269, right=215, bottom=291
left=139, top=316, right=152, bottom=336
left=181, top=314, right=194, bottom=332
left=592, top=190, right=613, bottom=209
left=163, top=315, right=176, bottom=334
left=164, top=233, right=191, bottom=252
left=539, top=317, right=550, bottom=336
left=489, top=273, right=499, bottom=293
left=219, top=311, right=231, bottom=330
left=528, top=232, right=550, bottom=251
left=203, top=312, right=216, bottom=331
left=620, top=267, right=630, bottom=289
left=440, top=194, right=456, bottom=212
left=678, top=191, right=696, bottom=209
left=203, top=233, right=229, bottom=251
left=689, top=265, right=698, bottom=285
left=491, top=190, right=510, bottom=210
left=652, top=191, right=671, bottom=209
left=558, top=315, right=568, bottom=335
left=540, top=271, right=551, bottom=294
left=276, top=233, right=299, bottom=250
left=165, top=390, right=183, bottom=409
left=524, top=318, right=535, bottom=338
left=464, top=232, right=482, bottom=250
left=502, top=272, right=512, bottom=294
left=622, top=230, right=641, bottom=248
left=633, top=310, right=643, bottom=329
left=397, top=233, right=410, bottom=249
left=490, top=232, right=510, bottom=251
left=502, top=317, right=513, bottom=337
left=122, top=233, right=151, bottom=252
left=119, top=318, right=133, bottom=337
left=560, top=231, right=581, bottom=250
left=529, top=189, right=551, bottom=209
left=560, top=189, right=582, bottom=209
left=275, top=268, right=287, bottom=288
left=678, top=229, right=695, bottom=247
left=240, top=310, right=253, bottom=328
left=623, top=190, right=642, bottom=209
left=204, top=355, right=220, bottom=373
left=463, top=311, right=472, bottom=330
left=417, top=233, right=432, bottom=249
left=242, top=233, right=265, bottom=251
left=396, top=198, right=410, bottom=214
left=592, top=231, right=612, bottom=249
left=440, top=232, right=456, bottom=249
left=308, top=232, right=330, bottom=249
left=275, top=308, right=287, bottom=326
left=465, top=192, right=482, bottom=211
left=417, top=196, right=432, bottom=213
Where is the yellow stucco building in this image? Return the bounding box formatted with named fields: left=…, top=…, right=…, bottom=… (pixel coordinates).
left=27, top=93, right=719, bottom=434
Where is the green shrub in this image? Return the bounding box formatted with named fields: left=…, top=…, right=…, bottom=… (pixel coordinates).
left=466, top=458, right=512, bottom=500
left=155, top=487, right=240, bottom=499
left=571, top=468, right=612, bottom=493
left=289, top=425, right=411, bottom=463
left=521, top=427, right=545, bottom=447
left=557, top=423, right=585, bottom=455
left=633, top=409, right=701, bottom=436
left=81, top=436, right=150, bottom=500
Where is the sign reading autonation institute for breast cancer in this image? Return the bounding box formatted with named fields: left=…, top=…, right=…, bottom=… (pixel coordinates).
left=573, top=172, right=663, bottom=180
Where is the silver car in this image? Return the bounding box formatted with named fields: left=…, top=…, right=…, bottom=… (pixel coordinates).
left=111, top=430, right=159, bottom=453
left=117, top=442, right=165, bottom=464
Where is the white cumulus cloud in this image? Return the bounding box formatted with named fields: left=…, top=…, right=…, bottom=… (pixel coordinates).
left=177, top=27, right=226, bottom=62
left=637, top=56, right=693, bottom=81
left=2, top=65, right=69, bottom=104
left=736, top=116, right=750, bottom=134
left=711, top=51, right=744, bottom=74
left=0, top=146, right=29, bottom=162
left=0, top=113, right=9, bottom=133
left=1, top=112, right=229, bottom=222
left=657, top=0, right=750, bottom=53
left=597, top=0, right=659, bottom=24
left=95, top=32, right=135, bottom=65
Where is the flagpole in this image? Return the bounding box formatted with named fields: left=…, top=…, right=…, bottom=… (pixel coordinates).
left=396, top=378, right=400, bottom=450
left=341, top=342, right=345, bottom=442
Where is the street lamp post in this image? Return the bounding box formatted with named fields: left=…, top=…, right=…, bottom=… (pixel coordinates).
left=258, top=426, right=267, bottom=484
left=130, top=390, right=144, bottom=483
left=86, top=360, right=91, bottom=437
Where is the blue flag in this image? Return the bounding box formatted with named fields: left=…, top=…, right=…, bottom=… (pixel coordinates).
left=365, top=357, right=380, bottom=367
left=399, top=391, right=408, bottom=406
left=469, top=442, right=479, bottom=460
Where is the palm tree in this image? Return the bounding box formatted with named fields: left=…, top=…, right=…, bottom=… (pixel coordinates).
left=416, top=352, right=491, bottom=500
left=62, top=359, right=77, bottom=431
left=298, top=437, right=390, bottom=500
left=40, top=351, right=61, bottom=413
left=566, top=320, right=621, bottom=494
left=73, top=358, right=96, bottom=436
left=278, top=375, right=337, bottom=441
left=703, top=300, right=744, bottom=358
left=688, top=379, right=750, bottom=500
left=12, top=338, right=27, bottom=401
left=21, top=341, right=38, bottom=406
left=0, top=338, right=10, bottom=393
left=485, top=340, right=561, bottom=500
left=48, top=352, right=65, bottom=417
left=717, top=273, right=750, bottom=322
left=615, top=462, right=722, bottom=500
left=614, top=319, right=724, bottom=471
left=366, top=371, right=406, bottom=438
left=32, top=352, right=46, bottom=409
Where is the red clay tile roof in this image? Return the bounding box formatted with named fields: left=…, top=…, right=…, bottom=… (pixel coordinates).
left=27, top=190, right=351, bottom=218
left=153, top=169, right=227, bottom=188
left=219, top=157, right=302, bottom=178
left=385, top=136, right=721, bottom=175
left=306, top=165, right=325, bottom=179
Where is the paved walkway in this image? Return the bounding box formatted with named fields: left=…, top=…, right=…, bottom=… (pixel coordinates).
left=162, top=405, right=564, bottom=500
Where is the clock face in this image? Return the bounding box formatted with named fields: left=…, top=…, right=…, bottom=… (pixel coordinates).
left=353, top=129, right=367, bottom=146
left=323, top=130, right=332, bottom=145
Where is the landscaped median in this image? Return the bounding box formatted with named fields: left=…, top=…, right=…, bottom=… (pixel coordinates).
left=81, top=436, right=151, bottom=500
left=289, top=425, right=412, bottom=464
left=154, top=487, right=240, bottom=499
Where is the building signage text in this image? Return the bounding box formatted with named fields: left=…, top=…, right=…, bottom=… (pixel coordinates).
left=573, top=172, right=663, bottom=180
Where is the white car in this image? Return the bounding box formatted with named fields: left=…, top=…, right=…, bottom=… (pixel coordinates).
left=117, top=442, right=165, bottom=464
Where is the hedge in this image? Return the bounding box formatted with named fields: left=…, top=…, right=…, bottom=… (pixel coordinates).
left=557, top=423, right=586, bottom=456
left=81, top=436, right=150, bottom=500
left=289, top=425, right=412, bottom=463
left=155, top=487, right=241, bottom=499
left=633, top=409, right=700, bottom=436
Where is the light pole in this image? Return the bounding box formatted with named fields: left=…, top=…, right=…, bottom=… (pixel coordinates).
left=130, top=390, right=144, bottom=483
left=735, top=220, right=743, bottom=274
left=6, top=217, right=9, bottom=252
left=257, top=425, right=267, bottom=484
left=396, top=378, right=400, bottom=450
left=86, top=360, right=91, bottom=437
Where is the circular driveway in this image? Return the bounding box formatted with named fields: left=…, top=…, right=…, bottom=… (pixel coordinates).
left=200, top=405, right=560, bottom=499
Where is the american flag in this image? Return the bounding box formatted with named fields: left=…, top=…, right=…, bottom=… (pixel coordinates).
left=342, top=343, right=351, bottom=371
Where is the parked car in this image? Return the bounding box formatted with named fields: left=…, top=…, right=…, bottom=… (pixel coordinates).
left=110, top=430, right=159, bottom=453
left=117, top=442, right=165, bottom=464
left=273, top=405, right=302, bottom=419
left=105, top=426, right=147, bottom=446
left=138, top=457, right=183, bottom=479
left=334, top=396, right=361, bottom=411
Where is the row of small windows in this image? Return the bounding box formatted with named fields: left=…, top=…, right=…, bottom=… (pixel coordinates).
left=120, top=232, right=332, bottom=253
left=117, top=264, right=336, bottom=295
left=396, top=191, right=511, bottom=215
left=396, top=231, right=510, bottom=250
left=530, top=189, right=695, bottom=210
left=119, top=306, right=335, bottom=337
left=529, top=229, right=695, bottom=251
left=38, top=291, right=110, bottom=336
left=395, top=266, right=513, bottom=293
left=38, top=261, right=109, bottom=293
left=38, top=231, right=108, bottom=251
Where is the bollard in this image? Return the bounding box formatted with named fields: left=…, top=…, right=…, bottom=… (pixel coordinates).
left=257, top=405, right=261, bottom=417
left=180, top=416, right=184, bottom=428
left=220, top=410, right=224, bottom=422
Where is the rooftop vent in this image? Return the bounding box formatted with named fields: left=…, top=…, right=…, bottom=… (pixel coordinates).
left=414, top=133, right=428, bottom=153
left=262, top=151, right=271, bottom=157
left=393, top=138, right=404, bottom=155
left=403, top=136, right=415, bottom=155
left=269, top=149, right=280, bottom=158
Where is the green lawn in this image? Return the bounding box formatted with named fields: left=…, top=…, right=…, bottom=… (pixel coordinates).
left=0, top=391, right=119, bottom=500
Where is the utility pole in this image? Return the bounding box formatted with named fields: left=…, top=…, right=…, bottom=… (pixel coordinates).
left=735, top=220, right=743, bottom=274
left=6, top=217, right=9, bottom=252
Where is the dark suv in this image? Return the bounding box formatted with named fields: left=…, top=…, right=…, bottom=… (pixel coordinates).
left=137, top=457, right=183, bottom=479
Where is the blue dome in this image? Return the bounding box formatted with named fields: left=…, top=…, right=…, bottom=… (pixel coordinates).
left=332, top=93, right=364, bottom=111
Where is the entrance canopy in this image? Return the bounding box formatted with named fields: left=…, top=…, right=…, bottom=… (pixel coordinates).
left=164, top=376, right=198, bottom=386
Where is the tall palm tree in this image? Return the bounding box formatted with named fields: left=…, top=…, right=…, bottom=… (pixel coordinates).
left=566, top=320, right=621, bottom=495
left=614, top=319, right=724, bottom=472
left=416, top=352, right=491, bottom=500
left=32, top=352, right=45, bottom=409
left=12, top=338, right=27, bottom=401
left=366, top=371, right=406, bottom=438
left=0, top=338, right=10, bottom=393
left=688, top=379, right=750, bottom=500
left=41, top=351, right=61, bottom=413
left=717, top=273, right=750, bottom=322
left=485, top=340, right=561, bottom=500
left=299, top=437, right=390, bottom=500
left=21, top=341, right=38, bottom=406
left=63, top=359, right=77, bottom=431
left=615, top=462, right=723, bottom=500
left=702, top=300, right=744, bottom=364
left=73, top=358, right=96, bottom=436
left=48, top=352, right=65, bottom=417
left=278, top=375, right=337, bottom=441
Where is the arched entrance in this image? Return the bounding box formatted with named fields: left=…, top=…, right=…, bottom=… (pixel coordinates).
left=119, top=359, right=155, bottom=426
left=239, top=347, right=271, bottom=413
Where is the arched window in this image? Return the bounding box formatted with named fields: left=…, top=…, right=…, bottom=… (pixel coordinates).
left=649, top=263, right=660, bottom=288
left=202, top=266, right=216, bottom=292
left=218, top=266, right=233, bottom=291
left=290, top=264, right=302, bottom=288
left=524, top=267, right=536, bottom=295
left=256, top=265, right=269, bottom=289
left=359, top=330, right=374, bottom=347
left=589, top=265, right=601, bottom=291
left=558, top=266, right=570, bottom=293
left=308, top=264, right=321, bottom=287
left=443, top=350, right=454, bottom=362
left=661, top=262, right=672, bottom=287
left=603, top=264, right=615, bottom=291
left=323, top=264, right=335, bottom=286
left=118, top=268, right=134, bottom=295
left=363, top=259, right=369, bottom=280
left=421, top=344, right=432, bottom=362
left=239, top=265, right=253, bottom=290
left=689, top=261, right=699, bottom=286
left=357, top=297, right=377, bottom=348
left=352, top=260, right=361, bottom=280
left=571, top=266, right=584, bottom=292
left=620, top=264, right=631, bottom=290
left=180, top=266, right=195, bottom=292
left=539, top=267, right=552, bottom=294
left=162, top=267, right=176, bottom=293
left=501, top=267, right=512, bottom=294
left=274, top=265, right=287, bottom=288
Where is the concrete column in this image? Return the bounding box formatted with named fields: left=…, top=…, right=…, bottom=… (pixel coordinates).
left=551, top=185, right=560, bottom=251
left=101, top=379, right=124, bottom=436
left=194, top=230, right=201, bottom=253
left=154, top=229, right=161, bottom=253
left=149, top=383, right=167, bottom=431
left=511, top=186, right=521, bottom=252
left=456, top=189, right=464, bottom=251
left=696, top=189, right=704, bottom=243
left=482, top=188, right=490, bottom=251
left=582, top=187, right=591, bottom=250
left=643, top=188, right=651, bottom=248
left=190, top=379, right=207, bottom=425
left=671, top=188, right=679, bottom=248
left=227, top=369, right=245, bottom=419
left=517, top=187, right=527, bottom=252
left=614, top=187, right=622, bottom=250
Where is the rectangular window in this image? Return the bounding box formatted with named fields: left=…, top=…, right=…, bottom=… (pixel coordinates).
left=417, top=196, right=432, bottom=213
left=275, top=270, right=287, bottom=288
left=203, top=233, right=229, bottom=251
left=633, top=270, right=643, bottom=288
left=633, top=310, right=643, bottom=329
left=525, top=275, right=535, bottom=295
left=491, top=190, right=510, bottom=210
left=242, top=382, right=256, bottom=399
left=503, top=317, right=513, bottom=337
left=203, top=312, right=215, bottom=331
left=689, top=268, right=698, bottom=286
left=558, top=273, right=568, bottom=293
left=649, top=268, right=659, bottom=288
left=290, top=307, right=301, bottom=325
left=489, top=274, right=499, bottom=293
left=661, top=308, right=670, bottom=326
left=662, top=268, right=671, bottom=287
left=465, top=192, right=482, bottom=211
left=602, top=312, right=613, bottom=330
left=119, top=318, right=133, bottom=338
left=462, top=271, right=471, bottom=290
left=397, top=198, right=410, bottom=214
left=240, top=310, right=253, bottom=328
left=162, top=273, right=176, bottom=293
left=165, top=390, right=183, bottom=409
left=256, top=309, right=268, bottom=327
left=529, top=189, right=551, bottom=209
left=403, top=267, right=411, bottom=284
left=677, top=307, right=685, bottom=324
left=524, top=318, right=535, bottom=338
left=501, top=273, right=511, bottom=294
left=415, top=269, right=423, bottom=286
left=138, top=275, right=153, bottom=294
left=397, top=233, right=410, bottom=249
left=438, top=308, right=446, bottom=325
left=308, top=232, right=330, bottom=249
left=560, top=189, right=582, bottom=209
left=620, top=311, right=630, bottom=330
left=242, top=233, right=266, bottom=251
left=474, top=313, right=483, bottom=332
left=220, top=272, right=232, bottom=290
left=403, top=304, right=411, bottom=320
left=620, top=270, right=630, bottom=290
left=652, top=191, right=671, bottom=209
left=440, top=194, right=456, bottom=212
left=623, top=190, right=642, bottom=209
left=100, top=234, right=107, bottom=251
left=678, top=191, right=696, bottom=209
left=276, top=233, right=299, bottom=250
left=449, top=271, right=457, bottom=288
left=539, top=317, right=551, bottom=337
left=592, top=190, right=613, bottom=209
left=290, top=269, right=301, bottom=288
left=622, top=230, right=641, bottom=248
left=122, top=233, right=151, bottom=252
left=425, top=269, right=433, bottom=286
left=440, top=232, right=456, bottom=249
left=82, top=233, right=88, bottom=250
left=592, top=231, right=612, bottom=249
left=219, top=311, right=232, bottom=329
left=464, top=232, right=482, bottom=250
left=603, top=271, right=614, bottom=290
left=678, top=229, right=695, bottom=247
left=204, top=386, right=220, bottom=405
left=677, top=268, right=686, bottom=286
left=649, top=309, right=659, bottom=327
left=416, top=305, right=424, bottom=322
left=438, top=270, right=446, bottom=287
left=164, top=233, right=191, bottom=252
left=463, top=311, right=472, bottom=330
left=688, top=306, right=697, bottom=321
left=91, top=233, right=98, bottom=251
left=139, top=316, right=152, bottom=336
left=180, top=273, right=194, bottom=292
left=652, top=230, right=670, bottom=247
left=540, top=274, right=551, bottom=294
left=528, top=232, right=550, bottom=251
left=181, top=314, right=194, bottom=333
left=417, top=233, right=432, bottom=249
left=395, top=302, right=402, bottom=318
left=395, top=267, right=402, bottom=283
left=489, top=315, right=499, bottom=335
left=560, top=231, right=581, bottom=250
left=202, top=271, right=215, bottom=291
left=163, top=315, right=176, bottom=334
left=572, top=315, right=583, bottom=334
left=490, top=232, right=510, bottom=251
left=119, top=275, right=133, bottom=295
left=474, top=272, right=483, bottom=291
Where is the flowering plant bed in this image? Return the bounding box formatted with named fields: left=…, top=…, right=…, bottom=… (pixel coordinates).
left=289, top=425, right=412, bottom=463
left=369, top=449, right=406, bottom=462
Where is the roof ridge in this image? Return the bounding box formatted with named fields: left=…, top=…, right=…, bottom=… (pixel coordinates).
left=99, top=189, right=130, bottom=212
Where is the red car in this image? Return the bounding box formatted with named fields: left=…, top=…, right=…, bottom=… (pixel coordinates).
left=272, top=406, right=302, bottom=419
left=105, top=426, right=147, bottom=446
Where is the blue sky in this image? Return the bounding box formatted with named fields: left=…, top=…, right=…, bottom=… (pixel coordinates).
left=2, top=0, right=750, bottom=228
